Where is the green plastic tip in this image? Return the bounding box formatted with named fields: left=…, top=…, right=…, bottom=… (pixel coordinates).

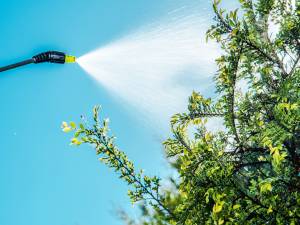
left=65, top=55, right=76, bottom=63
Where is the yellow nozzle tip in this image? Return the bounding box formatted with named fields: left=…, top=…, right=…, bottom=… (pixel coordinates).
left=65, top=55, right=76, bottom=63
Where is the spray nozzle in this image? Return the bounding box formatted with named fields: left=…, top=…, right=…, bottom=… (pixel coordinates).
left=0, top=50, right=76, bottom=72
left=65, top=55, right=76, bottom=63
left=32, top=51, right=76, bottom=64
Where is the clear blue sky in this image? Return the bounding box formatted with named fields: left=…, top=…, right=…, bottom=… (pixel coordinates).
left=0, top=1, right=233, bottom=225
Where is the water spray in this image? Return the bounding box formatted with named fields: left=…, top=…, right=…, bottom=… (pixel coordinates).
left=0, top=51, right=76, bottom=72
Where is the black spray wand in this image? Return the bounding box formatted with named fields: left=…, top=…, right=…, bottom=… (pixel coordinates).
left=0, top=51, right=76, bottom=72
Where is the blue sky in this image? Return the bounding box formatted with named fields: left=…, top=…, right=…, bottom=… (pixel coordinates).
left=0, top=1, right=233, bottom=224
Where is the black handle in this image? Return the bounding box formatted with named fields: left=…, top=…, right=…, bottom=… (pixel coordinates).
left=32, top=51, right=66, bottom=64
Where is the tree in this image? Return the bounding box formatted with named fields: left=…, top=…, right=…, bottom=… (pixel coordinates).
left=62, top=0, right=300, bottom=224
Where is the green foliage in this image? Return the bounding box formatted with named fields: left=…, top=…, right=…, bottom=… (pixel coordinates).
left=62, top=107, right=176, bottom=221
left=63, top=0, right=300, bottom=224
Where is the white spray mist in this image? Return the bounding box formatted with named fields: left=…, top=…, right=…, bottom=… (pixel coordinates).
left=77, top=6, right=220, bottom=132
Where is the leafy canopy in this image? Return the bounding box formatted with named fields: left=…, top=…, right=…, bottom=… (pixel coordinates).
left=63, top=0, right=300, bottom=224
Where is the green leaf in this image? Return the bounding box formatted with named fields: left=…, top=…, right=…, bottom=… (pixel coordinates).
left=69, top=121, right=76, bottom=129
left=260, top=182, right=272, bottom=193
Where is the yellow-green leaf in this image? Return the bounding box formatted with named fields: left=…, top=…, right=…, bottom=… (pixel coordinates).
left=69, top=121, right=76, bottom=129
left=213, top=202, right=224, bottom=214
left=267, top=206, right=273, bottom=214
left=218, top=218, right=224, bottom=225
left=233, top=204, right=241, bottom=210
left=260, top=182, right=272, bottom=193
left=71, top=138, right=82, bottom=146
left=62, top=127, right=72, bottom=133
